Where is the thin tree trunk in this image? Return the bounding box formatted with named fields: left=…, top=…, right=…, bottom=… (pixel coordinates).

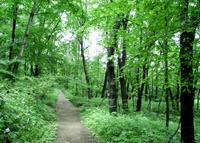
left=101, top=70, right=108, bottom=98
left=168, top=87, right=176, bottom=109
left=13, top=0, right=38, bottom=74
left=136, top=58, right=146, bottom=111
left=30, top=63, right=34, bottom=76
left=157, top=85, right=164, bottom=116
left=197, top=89, right=200, bottom=110
left=164, top=4, right=169, bottom=127
left=136, top=65, right=141, bottom=111
left=136, top=27, right=143, bottom=111
left=176, top=72, right=180, bottom=111
left=145, top=66, right=148, bottom=101
left=79, top=39, right=92, bottom=99
left=9, top=3, right=18, bottom=71
left=24, top=61, right=27, bottom=75
left=75, top=42, right=80, bottom=96
left=155, top=63, right=158, bottom=99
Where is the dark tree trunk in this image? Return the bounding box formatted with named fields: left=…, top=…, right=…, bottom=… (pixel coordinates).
left=34, top=64, right=39, bottom=76
left=197, top=89, right=200, bottom=110
left=127, top=81, right=130, bottom=92
left=145, top=66, right=148, bottom=101
left=24, top=61, right=27, bottom=76
left=75, top=43, right=80, bottom=96
left=155, top=66, right=158, bottom=99
left=30, top=63, right=34, bottom=76
left=101, top=70, right=108, bottom=98
left=107, top=20, right=120, bottom=113
left=13, top=0, right=38, bottom=74
left=136, top=65, right=141, bottom=111
left=117, top=14, right=129, bottom=112
left=176, top=72, right=180, bottom=111
left=157, top=85, right=164, bottom=116
left=179, top=0, right=199, bottom=141
left=80, top=39, right=92, bottom=99
left=163, top=6, right=169, bottom=127
left=168, top=87, right=176, bottom=109
left=180, top=31, right=195, bottom=143
left=8, top=4, right=18, bottom=71
left=136, top=59, right=146, bottom=111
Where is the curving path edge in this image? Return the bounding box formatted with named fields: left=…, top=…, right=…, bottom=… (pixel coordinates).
left=54, top=90, right=96, bottom=143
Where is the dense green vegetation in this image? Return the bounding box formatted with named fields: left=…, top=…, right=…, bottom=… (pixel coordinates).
left=0, top=77, right=58, bottom=142
left=1, top=0, right=200, bottom=142
left=62, top=88, right=200, bottom=143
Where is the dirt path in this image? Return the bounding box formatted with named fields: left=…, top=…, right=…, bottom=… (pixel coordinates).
left=54, top=90, right=97, bottom=143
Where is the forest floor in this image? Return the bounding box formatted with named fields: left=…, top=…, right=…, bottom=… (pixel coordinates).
left=54, top=90, right=97, bottom=143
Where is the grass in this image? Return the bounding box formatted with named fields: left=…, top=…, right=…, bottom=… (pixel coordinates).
left=0, top=76, right=59, bottom=143
left=62, top=88, right=200, bottom=143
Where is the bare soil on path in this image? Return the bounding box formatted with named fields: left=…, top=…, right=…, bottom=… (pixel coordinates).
left=54, top=90, right=97, bottom=143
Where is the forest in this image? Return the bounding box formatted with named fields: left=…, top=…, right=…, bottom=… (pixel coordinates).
left=0, top=0, right=200, bottom=142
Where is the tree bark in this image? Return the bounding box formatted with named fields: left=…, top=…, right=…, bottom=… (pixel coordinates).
left=107, top=20, right=120, bottom=113
left=180, top=30, right=195, bottom=143
left=117, top=13, right=129, bottom=112
left=180, top=0, right=199, bottom=142
left=176, top=72, right=180, bottom=111
left=145, top=66, right=148, bottom=101
left=79, top=39, right=92, bottom=99
left=13, top=0, right=38, bottom=74
left=8, top=3, right=18, bottom=71
left=136, top=59, right=146, bottom=111
left=101, top=69, right=108, bottom=98
left=136, top=28, right=143, bottom=111
left=165, top=40, right=169, bottom=127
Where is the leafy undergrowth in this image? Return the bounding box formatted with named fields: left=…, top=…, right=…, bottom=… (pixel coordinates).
left=0, top=76, right=58, bottom=143
left=62, top=89, right=200, bottom=143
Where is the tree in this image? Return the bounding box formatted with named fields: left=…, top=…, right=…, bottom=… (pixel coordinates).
left=180, top=0, right=200, bottom=142
left=13, top=0, right=38, bottom=74
left=8, top=1, right=18, bottom=71
left=107, top=19, right=120, bottom=113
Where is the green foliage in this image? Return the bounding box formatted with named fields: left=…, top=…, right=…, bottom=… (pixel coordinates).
left=62, top=88, right=200, bottom=143
left=0, top=76, right=58, bottom=142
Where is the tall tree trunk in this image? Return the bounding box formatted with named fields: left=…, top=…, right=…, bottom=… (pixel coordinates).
left=101, top=70, right=108, bottom=98
left=136, top=59, right=146, bottom=111
left=165, top=40, right=169, bottom=127
left=75, top=42, right=80, bottom=96
left=155, top=64, right=158, bottom=99
left=164, top=3, right=169, bottom=127
left=118, top=13, right=129, bottom=112
left=79, top=39, right=92, bottom=99
left=136, top=28, right=143, bottom=111
left=145, top=66, right=148, bottom=101
left=136, top=64, right=141, bottom=111
left=107, top=20, right=120, bottom=113
left=13, top=0, right=38, bottom=74
left=176, top=72, right=180, bottom=111
left=9, top=3, right=18, bottom=71
left=180, top=31, right=195, bottom=143
left=180, top=0, right=199, bottom=142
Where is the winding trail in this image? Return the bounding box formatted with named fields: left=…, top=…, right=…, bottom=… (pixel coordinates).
left=55, top=90, right=97, bottom=143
